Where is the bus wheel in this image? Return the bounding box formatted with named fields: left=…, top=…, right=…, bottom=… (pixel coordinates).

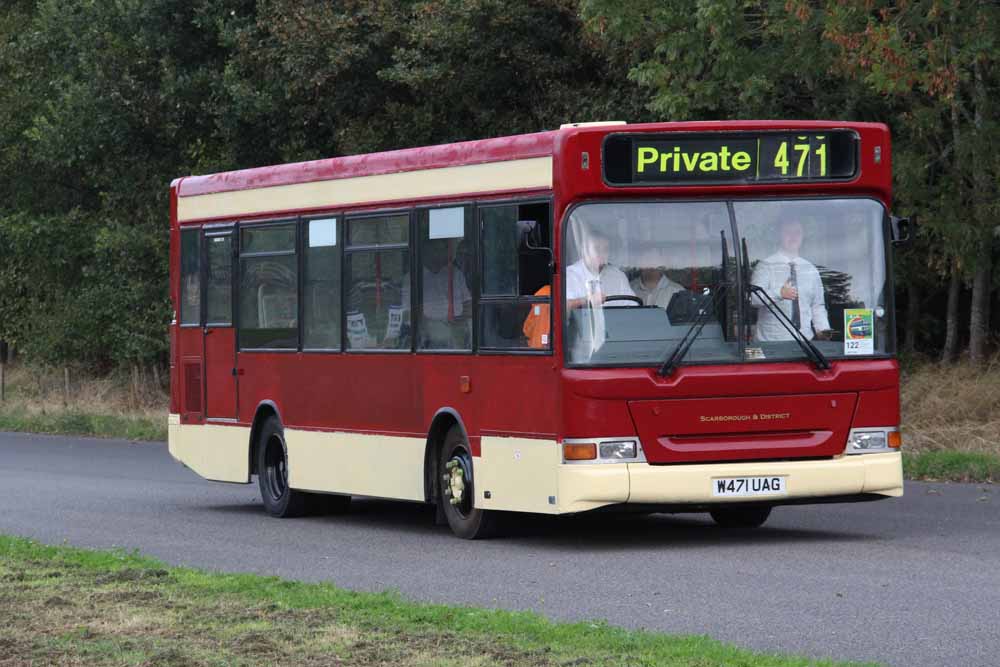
left=438, top=425, right=497, bottom=539
left=710, top=506, right=772, bottom=528
left=257, top=416, right=309, bottom=518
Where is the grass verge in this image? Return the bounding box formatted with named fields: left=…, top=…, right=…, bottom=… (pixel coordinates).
left=0, top=409, right=165, bottom=441
left=0, top=534, right=874, bottom=667
left=0, top=361, right=167, bottom=441
left=902, top=451, right=1000, bottom=483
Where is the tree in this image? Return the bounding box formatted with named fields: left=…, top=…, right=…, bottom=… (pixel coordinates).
left=824, top=0, right=999, bottom=364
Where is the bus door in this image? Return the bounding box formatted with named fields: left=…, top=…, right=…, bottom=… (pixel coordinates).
left=203, top=228, right=238, bottom=420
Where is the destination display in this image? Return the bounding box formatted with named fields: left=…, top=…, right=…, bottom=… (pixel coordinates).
left=602, top=131, right=858, bottom=186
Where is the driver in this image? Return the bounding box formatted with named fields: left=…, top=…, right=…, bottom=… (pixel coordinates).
left=565, top=226, right=636, bottom=309
left=751, top=218, right=831, bottom=341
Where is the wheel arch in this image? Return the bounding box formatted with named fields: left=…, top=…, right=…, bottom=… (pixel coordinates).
left=249, top=400, right=282, bottom=476
left=423, top=408, right=471, bottom=503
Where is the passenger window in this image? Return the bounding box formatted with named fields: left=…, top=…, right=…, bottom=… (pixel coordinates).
left=205, top=233, right=233, bottom=325
left=241, top=226, right=296, bottom=253
left=417, top=207, right=473, bottom=351
left=482, top=207, right=518, bottom=296
left=239, top=224, right=298, bottom=349
left=180, top=228, right=201, bottom=325
left=479, top=202, right=551, bottom=350
left=303, top=218, right=341, bottom=349
left=345, top=214, right=410, bottom=350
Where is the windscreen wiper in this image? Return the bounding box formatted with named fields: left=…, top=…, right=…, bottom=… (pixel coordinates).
left=746, top=284, right=831, bottom=370
left=657, top=282, right=729, bottom=377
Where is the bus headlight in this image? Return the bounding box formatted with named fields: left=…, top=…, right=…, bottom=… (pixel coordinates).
left=563, top=438, right=645, bottom=464
left=599, top=440, right=637, bottom=459
left=845, top=428, right=901, bottom=454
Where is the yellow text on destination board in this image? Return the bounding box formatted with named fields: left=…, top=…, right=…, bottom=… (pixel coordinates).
left=636, top=145, right=753, bottom=175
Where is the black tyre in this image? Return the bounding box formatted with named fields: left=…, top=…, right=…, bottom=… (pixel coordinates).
left=710, top=506, right=772, bottom=528
left=438, top=425, right=498, bottom=539
left=257, top=416, right=310, bottom=518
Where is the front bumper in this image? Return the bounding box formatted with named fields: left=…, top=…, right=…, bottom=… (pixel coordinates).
left=556, top=451, right=903, bottom=514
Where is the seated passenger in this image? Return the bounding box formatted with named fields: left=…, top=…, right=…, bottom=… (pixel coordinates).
left=565, top=227, right=636, bottom=309
left=630, top=247, right=684, bottom=309
left=399, top=240, right=472, bottom=348
left=521, top=285, right=551, bottom=349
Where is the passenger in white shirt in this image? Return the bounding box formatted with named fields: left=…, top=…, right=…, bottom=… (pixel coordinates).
left=751, top=219, right=831, bottom=341
left=565, top=229, right=636, bottom=309
left=629, top=247, right=684, bottom=309
left=398, top=240, right=472, bottom=348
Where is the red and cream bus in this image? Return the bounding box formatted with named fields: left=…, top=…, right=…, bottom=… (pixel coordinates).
left=169, top=121, right=904, bottom=539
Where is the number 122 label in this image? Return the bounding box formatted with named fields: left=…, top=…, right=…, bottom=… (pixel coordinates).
left=844, top=308, right=874, bottom=355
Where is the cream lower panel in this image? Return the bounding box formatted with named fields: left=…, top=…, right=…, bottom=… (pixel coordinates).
left=556, top=465, right=629, bottom=514
left=167, top=415, right=251, bottom=483
left=475, top=437, right=561, bottom=514
left=862, top=452, right=905, bottom=497
left=284, top=429, right=425, bottom=502
left=178, top=157, right=553, bottom=221
left=627, top=451, right=903, bottom=505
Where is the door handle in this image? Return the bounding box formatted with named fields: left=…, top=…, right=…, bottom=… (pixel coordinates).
left=203, top=328, right=213, bottom=335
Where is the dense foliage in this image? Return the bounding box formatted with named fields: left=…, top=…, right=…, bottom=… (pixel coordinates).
left=0, top=0, right=996, bottom=368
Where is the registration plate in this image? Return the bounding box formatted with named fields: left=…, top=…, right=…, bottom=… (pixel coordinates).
left=712, top=476, right=787, bottom=497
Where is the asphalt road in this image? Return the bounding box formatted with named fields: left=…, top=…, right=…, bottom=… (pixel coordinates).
left=1, top=432, right=997, bottom=666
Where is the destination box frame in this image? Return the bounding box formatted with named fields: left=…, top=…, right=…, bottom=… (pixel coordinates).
left=601, top=129, right=860, bottom=188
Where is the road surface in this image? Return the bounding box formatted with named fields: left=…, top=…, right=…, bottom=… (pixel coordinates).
left=1, top=432, right=997, bottom=666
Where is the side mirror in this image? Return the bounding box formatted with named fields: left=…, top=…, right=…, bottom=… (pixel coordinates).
left=890, top=214, right=916, bottom=246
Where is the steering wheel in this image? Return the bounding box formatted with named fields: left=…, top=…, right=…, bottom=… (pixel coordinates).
left=603, top=294, right=643, bottom=306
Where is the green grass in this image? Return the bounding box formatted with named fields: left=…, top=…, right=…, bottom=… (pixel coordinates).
left=0, top=534, right=876, bottom=667
left=903, top=451, right=1000, bottom=483
left=0, top=408, right=165, bottom=441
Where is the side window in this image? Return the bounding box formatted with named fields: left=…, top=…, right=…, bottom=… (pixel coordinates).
left=416, top=206, right=473, bottom=351
left=205, top=232, right=233, bottom=325
left=239, top=223, right=298, bottom=349
left=345, top=213, right=410, bottom=350
left=479, top=202, right=551, bottom=350
left=303, top=218, right=341, bottom=349
left=180, top=228, right=201, bottom=325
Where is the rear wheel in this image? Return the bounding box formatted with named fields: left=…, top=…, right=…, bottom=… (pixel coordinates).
left=438, top=425, right=498, bottom=539
left=257, top=416, right=310, bottom=518
left=710, top=506, right=772, bottom=528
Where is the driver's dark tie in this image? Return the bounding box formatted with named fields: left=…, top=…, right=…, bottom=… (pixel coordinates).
left=789, top=262, right=801, bottom=329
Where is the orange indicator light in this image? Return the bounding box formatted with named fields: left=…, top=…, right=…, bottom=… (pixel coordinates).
left=888, top=431, right=902, bottom=448
left=564, top=443, right=597, bottom=461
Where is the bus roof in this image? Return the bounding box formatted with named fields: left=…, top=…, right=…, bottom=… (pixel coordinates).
left=174, top=120, right=889, bottom=199
left=175, top=130, right=558, bottom=198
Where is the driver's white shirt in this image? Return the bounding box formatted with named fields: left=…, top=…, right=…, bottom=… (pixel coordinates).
left=565, top=260, right=635, bottom=306
left=751, top=251, right=830, bottom=341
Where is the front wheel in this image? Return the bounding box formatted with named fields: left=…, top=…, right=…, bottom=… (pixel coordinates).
left=710, top=506, right=772, bottom=528
left=438, top=425, right=498, bottom=539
